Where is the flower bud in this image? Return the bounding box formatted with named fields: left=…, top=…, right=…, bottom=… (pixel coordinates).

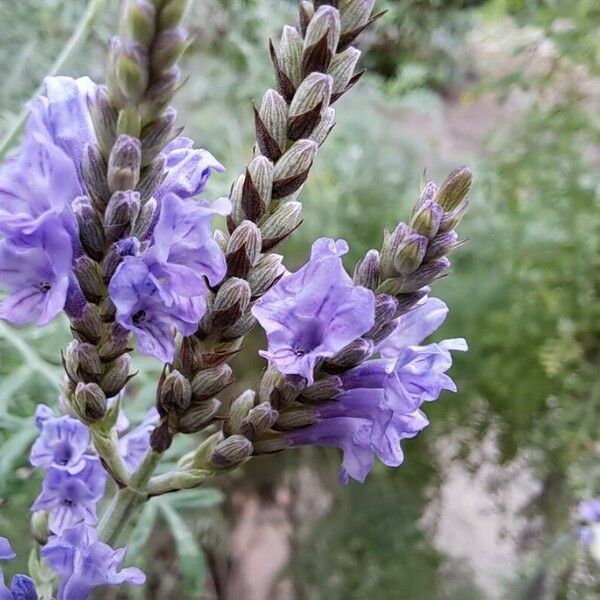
left=309, top=107, right=336, bottom=145
left=140, top=107, right=180, bottom=166
left=240, top=402, right=279, bottom=438
left=252, top=432, right=290, bottom=454
left=425, top=230, right=461, bottom=261
left=116, top=105, right=142, bottom=138
left=100, top=354, right=132, bottom=398
left=177, top=398, right=221, bottom=434
left=82, top=144, right=110, bottom=211
left=70, top=305, right=103, bottom=345
left=133, top=197, right=157, bottom=239
left=260, top=201, right=303, bottom=251
left=212, top=278, right=251, bottom=327
left=213, top=229, right=229, bottom=254
left=152, top=27, right=187, bottom=72
left=159, top=0, right=189, bottom=30
left=340, top=0, right=375, bottom=33
left=108, top=135, right=142, bottom=193
left=127, top=0, right=156, bottom=46
left=395, top=289, right=430, bottom=315
left=73, top=256, right=105, bottom=304
left=439, top=198, right=469, bottom=232
left=104, top=190, right=141, bottom=242
left=97, top=326, right=131, bottom=361
left=398, top=258, right=450, bottom=293
left=102, top=237, right=140, bottom=282
left=136, top=155, right=167, bottom=201
left=116, top=40, right=149, bottom=102
left=272, top=140, right=318, bottom=199
left=191, top=364, right=234, bottom=402
left=73, top=196, right=106, bottom=261
left=74, top=382, right=107, bottom=422
left=328, top=46, right=361, bottom=94
left=248, top=254, right=286, bottom=298
left=226, top=220, right=262, bottom=278
left=414, top=181, right=439, bottom=212
left=435, top=167, right=473, bottom=212
left=353, top=249, right=380, bottom=290
left=365, top=294, right=398, bottom=342
left=159, top=369, right=192, bottom=414
left=275, top=405, right=318, bottom=430
left=229, top=174, right=245, bottom=227
left=87, top=87, right=117, bottom=158
left=150, top=421, right=173, bottom=452
left=65, top=341, right=103, bottom=383
left=299, top=375, right=342, bottom=401
left=210, top=434, right=253, bottom=469
left=278, top=25, right=303, bottom=88
left=226, top=390, right=256, bottom=435
left=327, top=337, right=373, bottom=368
left=299, top=1, right=315, bottom=36
left=394, top=232, right=428, bottom=275
left=221, top=312, right=257, bottom=342
left=380, top=223, right=408, bottom=281
left=303, top=6, right=341, bottom=72
left=256, top=89, right=288, bottom=161
left=288, top=73, right=333, bottom=140
left=240, top=157, right=273, bottom=222
left=410, top=201, right=443, bottom=239
left=31, top=511, right=49, bottom=545
left=259, top=366, right=302, bottom=407
left=142, top=67, right=181, bottom=119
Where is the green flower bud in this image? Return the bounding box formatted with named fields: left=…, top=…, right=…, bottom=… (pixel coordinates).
left=259, top=366, right=302, bottom=407
left=252, top=432, right=289, bottom=454
left=240, top=402, right=279, bottom=438
left=260, top=201, right=303, bottom=251
left=248, top=253, right=286, bottom=298
left=65, top=341, right=103, bottom=383
left=226, top=390, right=256, bottom=435
left=142, top=67, right=181, bottom=120
left=73, top=197, right=106, bottom=261
left=380, top=223, right=408, bottom=281
left=272, top=140, right=317, bottom=199
left=340, top=0, right=375, bottom=33
left=177, top=398, right=221, bottom=434
left=116, top=41, right=149, bottom=102
left=393, top=232, right=427, bottom=275
left=140, top=106, right=180, bottom=166
left=73, top=256, right=105, bottom=304
left=159, top=0, right=189, bottom=30
left=435, top=167, right=473, bottom=212
left=100, top=354, right=132, bottom=398
left=191, top=364, right=234, bottom=402
left=87, top=86, right=117, bottom=159
left=353, top=249, right=380, bottom=290
left=127, top=0, right=156, bottom=47
left=288, top=73, right=333, bottom=140
left=210, top=434, right=253, bottom=469
left=304, top=6, right=341, bottom=57
left=104, top=190, right=141, bottom=242
left=257, top=89, right=288, bottom=160
left=299, top=1, right=315, bottom=36
left=398, top=258, right=450, bottom=293
left=425, top=230, right=461, bottom=261
left=221, top=312, right=257, bottom=342
left=107, top=135, right=142, bottom=193
left=328, top=46, right=361, bottom=93
left=74, top=382, right=107, bottom=422
left=410, top=201, right=443, bottom=239
left=439, top=198, right=469, bottom=232
left=245, top=155, right=274, bottom=219
left=136, top=155, right=166, bottom=201
left=133, top=197, right=158, bottom=239
left=300, top=375, right=342, bottom=402
left=151, top=27, right=187, bottom=73
left=159, top=369, right=192, bottom=414
left=82, top=144, right=110, bottom=212
left=70, top=305, right=103, bottom=345
left=274, top=405, right=318, bottom=430
left=309, top=106, right=336, bottom=145
left=229, top=174, right=245, bottom=227
left=278, top=25, right=303, bottom=88
left=211, top=278, right=251, bottom=328
left=31, top=510, right=50, bottom=545
left=226, top=220, right=262, bottom=278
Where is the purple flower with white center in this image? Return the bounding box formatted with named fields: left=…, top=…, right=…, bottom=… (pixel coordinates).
left=252, top=238, right=376, bottom=385
left=118, top=408, right=160, bottom=472
left=157, top=137, right=224, bottom=201
left=42, top=525, right=145, bottom=600
left=0, top=538, right=37, bottom=600
left=30, top=415, right=90, bottom=474
left=109, top=194, right=230, bottom=362
left=32, top=459, right=106, bottom=535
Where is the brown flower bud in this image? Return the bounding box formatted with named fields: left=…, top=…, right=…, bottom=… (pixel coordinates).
left=100, top=354, right=132, bottom=398
left=240, top=402, right=279, bottom=438
left=191, top=364, right=234, bottom=402
left=74, top=382, right=107, bottom=423
left=73, top=197, right=106, bottom=261
left=211, top=278, right=251, bottom=328
left=353, top=249, right=380, bottom=290
left=159, top=369, right=192, bottom=414
left=248, top=254, right=286, bottom=298
left=210, top=434, right=253, bottom=469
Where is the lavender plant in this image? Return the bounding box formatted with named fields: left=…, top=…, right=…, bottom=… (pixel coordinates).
left=0, top=0, right=473, bottom=597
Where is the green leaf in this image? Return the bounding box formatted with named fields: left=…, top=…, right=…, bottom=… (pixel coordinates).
left=168, top=488, right=225, bottom=510
left=127, top=501, right=159, bottom=560
left=158, top=499, right=206, bottom=594
left=0, top=424, right=37, bottom=494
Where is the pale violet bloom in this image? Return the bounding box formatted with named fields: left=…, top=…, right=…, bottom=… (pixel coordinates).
left=0, top=537, right=37, bottom=600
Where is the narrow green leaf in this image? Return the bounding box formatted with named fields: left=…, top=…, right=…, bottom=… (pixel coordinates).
left=168, top=488, right=225, bottom=510
left=0, top=424, right=37, bottom=494
left=127, top=501, right=159, bottom=560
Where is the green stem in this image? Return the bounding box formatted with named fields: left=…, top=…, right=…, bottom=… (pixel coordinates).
left=0, top=0, right=108, bottom=159
left=98, top=451, right=162, bottom=547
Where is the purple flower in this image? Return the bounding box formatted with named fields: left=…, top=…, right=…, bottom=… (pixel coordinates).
left=109, top=194, right=230, bottom=362
left=252, top=238, right=376, bottom=385
left=578, top=499, right=600, bottom=549
left=118, top=408, right=160, bottom=472
left=157, top=137, right=224, bottom=201
left=0, top=537, right=37, bottom=600
left=42, top=525, right=145, bottom=600
left=32, top=459, right=107, bottom=535
left=30, top=415, right=90, bottom=474
left=35, top=404, right=56, bottom=430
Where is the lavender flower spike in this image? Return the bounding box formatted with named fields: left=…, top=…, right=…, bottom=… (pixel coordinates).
left=253, top=238, right=376, bottom=385
left=42, top=525, right=145, bottom=600
left=0, top=537, right=37, bottom=600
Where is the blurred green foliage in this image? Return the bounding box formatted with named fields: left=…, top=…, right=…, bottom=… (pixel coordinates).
left=0, top=0, right=599, bottom=598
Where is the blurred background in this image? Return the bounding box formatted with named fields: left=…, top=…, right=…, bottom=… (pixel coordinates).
left=0, top=0, right=599, bottom=598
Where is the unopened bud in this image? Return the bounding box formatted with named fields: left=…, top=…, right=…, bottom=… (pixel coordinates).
left=425, top=230, right=461, bottom=261
left=248, top=254, right=286, bottom=297
left=226, top=390, right=256, bottom=435
left=340, top=0, right=375, bottom=33
left=82, top=144, right=110, bottom=211
left=100, top=354, right=132, bottom=398
left=159, top=369, right=192, bottom=414
left=414, top=181, right=439, bottom=212
left=278, top=25, right=303, bottom=88
left=300, top=375, right=342, bottom=401
left=410, top=201, right=443, bottom=239
left=247, top=156, right=274, bottom=217
left=260, top=201, right=303, bottom=251
left=365, top=294, right=398, bottom=342
left=150, top=421, right=173, bottom=452
left=353, top=249, right=380, bottom=290
left=435, top=167, right=473, bottom=212
left=87, top=87, right=117, bottom=159
left=136, top=156, right=167, bottom=201
left=395, top=289, right=430, bottom=315
left=210, top=434, right=253, bottom=469
left=73, top=196, right=106, bottom=261
left=31, top=511, right=49, bottom=545
left=328, top=46, right=361, bottom=93
left=398, top=258, right=450, bottom=293
left=380, top=223, right=408, bottom=281
left=102, top=237, right=140, bottom=282
left=240, top=402, right=279, bottom=438
left=394, top=233, right=428, bottom=275
left=70, top=305, right=103, bottom=345
left=74, top=382, right=107, bottom=422
left=108, top=135, right=142, bottom=193
left=105, top=190, right=141, bottom=242
left=191, top=364, right=234, bottom=402
left=272, top=140, right=317, bottom=199
left=257, top=90, right=288, bottom=161
left=304, top=6, right=341, bottom=68
left=127, top=0, right=156, bottom=47
left=116, top=40, right=149, bottom=102
left=439, top=198, right=469, bottom=232
left=65, top=341, right=103, bottom=383
left=226, top=221, right=262, bottom=278
left=275, top=405, right=318, bottom=430
left=229, top=174, right=245, bottom=226
left=151, top=27, right=187, bottom=72
left=97, top=326, right=131, bottom=361
left=142, top=67, right=181, bottom=119
left=73, top=256, right=105, bottom=304
left=221, top=312, right=257, bottom=341
left=309, top=106, right=336, bottom=145
left=253, top=432, right=290, bottom=454
left=159, top=0, right=189, bottom=30
left=288, top=73, right=333, bottom=140
left=328, top=337, right=374, bottom=368
left=177, top=398, right=221, bottom=434
left=140, top=107, right=179, bottom=166
left=212, top=278, right=251, bottom=327
left=133, top=197, right=157, bottom=239
left=299, top=1, right=315, bottom=36
left=259, top=366, right=302, bottom=407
